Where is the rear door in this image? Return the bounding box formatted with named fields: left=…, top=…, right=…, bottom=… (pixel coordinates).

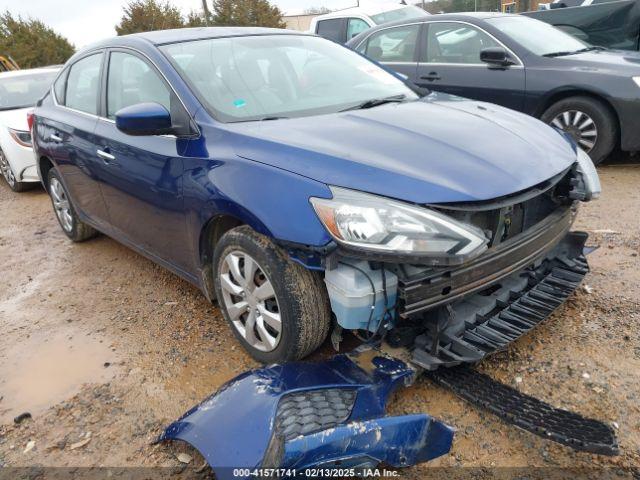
left=357, top=23, right=422, bottom=83
left=92, top=49, right=191, bottom=270
left=41, top=51, right=111, bottom=226
left=417, top=21, right=525, bottom=111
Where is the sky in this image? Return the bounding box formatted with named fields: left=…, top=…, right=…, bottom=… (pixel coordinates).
left=0, top=0, right=377, bottom=48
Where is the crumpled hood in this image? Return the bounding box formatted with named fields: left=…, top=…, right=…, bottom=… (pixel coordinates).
left=0, top=107, right=30, bottom=131
left=228, top=93, right=577, bottom=204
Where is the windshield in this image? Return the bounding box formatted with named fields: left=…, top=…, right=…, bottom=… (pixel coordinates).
left=0, top=71, right=58, bottom=110
left=487, top=16, right=588, bottom=56
left=370, top=6, right=428, bottom=25
left=161, top=35, right=417, bottom=123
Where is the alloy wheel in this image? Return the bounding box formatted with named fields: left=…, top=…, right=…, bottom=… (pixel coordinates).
left=551, top=110, right=598, bottom=152
left=0, top=149, right=16, bottom=187
left=50, top=177, right=74, bottom=232
left=219, top=251, right=282, bottom=352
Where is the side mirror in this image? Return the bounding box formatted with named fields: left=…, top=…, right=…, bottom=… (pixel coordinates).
left=115, top=102, right=173, bottom=136
left=480, top=47, right=515, bottom=67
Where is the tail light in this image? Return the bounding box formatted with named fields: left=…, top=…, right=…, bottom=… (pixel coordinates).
left=27, top=111, right=35, bottom=131
left=27, top=111, right=35, bottom=132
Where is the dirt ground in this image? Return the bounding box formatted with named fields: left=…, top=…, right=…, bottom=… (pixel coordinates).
left=0, top=157, right=638, bottom=477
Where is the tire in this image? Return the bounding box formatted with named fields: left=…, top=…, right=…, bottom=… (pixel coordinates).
left=0, top=148, right=32, bottom=192
left=213, top=225, right=331, bottom=363
left=541, top=96, right=617, bottom=166
left=48, top=168, right=98, bottom=242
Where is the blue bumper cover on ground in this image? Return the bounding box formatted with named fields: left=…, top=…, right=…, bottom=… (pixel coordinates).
left=159, top=349, right=454, bottom=478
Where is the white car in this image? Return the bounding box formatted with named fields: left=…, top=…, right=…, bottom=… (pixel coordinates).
left=309, top=3, right=429, bottom=44
left=0, top=67, right=59, bottom=192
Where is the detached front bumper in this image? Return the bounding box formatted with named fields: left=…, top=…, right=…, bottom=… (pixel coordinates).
left=160, top=351, right=453, bottom=479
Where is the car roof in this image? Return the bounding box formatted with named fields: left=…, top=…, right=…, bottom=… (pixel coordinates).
left=90, top=26, right=306, bottom=49
left=0, top=66, right=61, bottom=78
left=313, top=2, right=414, bottom=20
left=364, top=11, right=519, bottom=28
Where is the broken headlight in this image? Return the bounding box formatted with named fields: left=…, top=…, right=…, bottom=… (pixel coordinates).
left=310, top=187, right=488, bottom=260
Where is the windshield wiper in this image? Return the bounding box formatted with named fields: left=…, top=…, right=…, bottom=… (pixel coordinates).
left=543, top=46, right=607, bottom=58
left=340, top=94, right=407, bottom=112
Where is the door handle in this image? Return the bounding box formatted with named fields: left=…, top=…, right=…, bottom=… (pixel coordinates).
left=50, top=133, right=62, bottom=142
left=97, top=149, right=116, bottom=163
left=420, top=72, right=441, bottom=81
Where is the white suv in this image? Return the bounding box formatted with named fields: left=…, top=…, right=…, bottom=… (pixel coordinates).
left=309, top=3, right=429, bottom=44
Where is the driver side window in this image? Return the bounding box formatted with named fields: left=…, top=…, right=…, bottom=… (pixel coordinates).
left=423, top=22, right=500, bottom=64
left=106, top=52, right=171, bottom=119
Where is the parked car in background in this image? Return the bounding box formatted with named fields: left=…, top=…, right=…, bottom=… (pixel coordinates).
left=0, top=67, right=59, bottom=191
left=525, top=0, right=640, bottom=51
left=33, top=27, right=599, bottom=365
left=348, top=12, right=640, bottom=164
left=309, top=3, right=428, bottom=44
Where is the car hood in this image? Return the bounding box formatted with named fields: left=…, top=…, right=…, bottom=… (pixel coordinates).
left=0, top=107, right=30, bottom=131
left=555, top=49, right=640, bottom=75
left=228, top=93, right=577, bottom=204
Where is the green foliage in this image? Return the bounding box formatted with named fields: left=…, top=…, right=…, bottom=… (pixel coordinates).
left=0, top=11, right=74, bottom=68
left=115, top=0, right=185, bottom=35
left=185, top=10, right=208, bottom=27
left=211, top=0, right=287, bottom=28
left=422, top=0, right=501, bottom=14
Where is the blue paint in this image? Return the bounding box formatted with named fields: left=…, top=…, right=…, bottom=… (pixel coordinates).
left=159, top=349, right=454, bottom=478
left=233, top=99, right=247, bottom=109
left=33, top=27, right=578, bottom=293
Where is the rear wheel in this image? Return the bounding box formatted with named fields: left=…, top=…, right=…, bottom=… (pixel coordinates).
left=213, top=226, right=331, bottom=363
left=541, top=96, right=617, bottom=165
left=0, top=148, right=31, bottom=192
left=48, top=168, right=98, bottom=242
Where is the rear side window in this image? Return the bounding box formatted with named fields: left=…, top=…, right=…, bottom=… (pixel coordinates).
left=53, top=69, right=67, bottom=104
left=65, top=53, right=102, bottom=115
left=365, top=24, right=420, bottom=63
left=316, top=19, right=344, bottom=43
left=106, top=51, right=171, bottom=119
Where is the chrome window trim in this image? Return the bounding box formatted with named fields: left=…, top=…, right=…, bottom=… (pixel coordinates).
left=355, top=20, right=524, bottom=68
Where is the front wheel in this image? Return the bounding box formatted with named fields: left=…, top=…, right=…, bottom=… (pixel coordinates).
left=541, top=96, right=617, bottom=166
left=213, top=226, right=331, bottom=363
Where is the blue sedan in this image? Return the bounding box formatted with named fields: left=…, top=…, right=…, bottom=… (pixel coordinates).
left=32, top=27, right=600, bottom=364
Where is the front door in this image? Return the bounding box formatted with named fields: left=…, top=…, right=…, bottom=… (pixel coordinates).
left=92, top=49, right=191, bottom=271
left=417, top=21, right=526, bottom=111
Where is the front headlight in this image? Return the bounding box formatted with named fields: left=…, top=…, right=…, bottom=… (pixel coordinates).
left=576, top=148, right=601, bottom=201
left=310, top=187, right=488, bottom=262
left=8, top=128, right=32, bottom=147
left=632, top=76, right=640, bottom=88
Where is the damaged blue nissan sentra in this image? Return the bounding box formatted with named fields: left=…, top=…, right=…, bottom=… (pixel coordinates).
left=31, top=27, right=608, bottom=474
left=32, top=27, right=600, bottom=364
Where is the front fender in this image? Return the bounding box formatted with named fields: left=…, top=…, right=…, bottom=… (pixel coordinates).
left=182, top=134, right=335, bottom=272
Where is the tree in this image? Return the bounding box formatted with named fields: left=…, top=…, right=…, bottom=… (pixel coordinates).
left=211, top=0, right=287, bottom=28
left=185, top=10, right=208, bottom=27
left=115, top=0, right=185, bottom=35
left=0, top=11, right=74, bottom=68
left=303, top=6, right=332, bottom=14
